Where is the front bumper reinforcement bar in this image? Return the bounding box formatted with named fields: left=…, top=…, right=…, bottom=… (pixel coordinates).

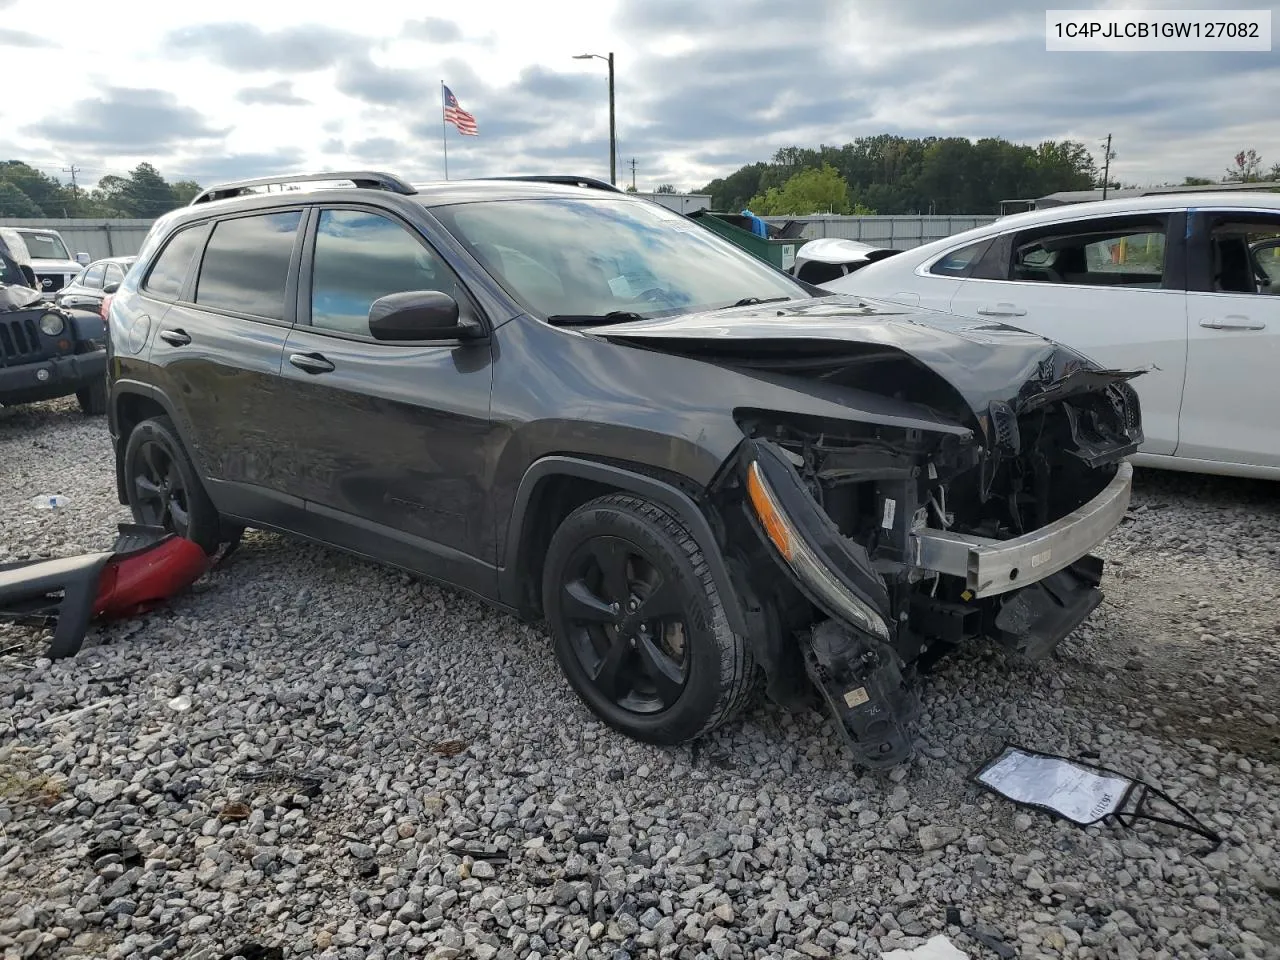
left=910, top=461, right=1133, bottom=599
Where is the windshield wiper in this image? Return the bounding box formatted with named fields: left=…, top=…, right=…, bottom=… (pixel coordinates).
left=546, top=311, right=649, bottom=327
left=717, top=296, right=791, bottom=310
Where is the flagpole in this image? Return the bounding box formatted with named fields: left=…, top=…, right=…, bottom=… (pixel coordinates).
left=441, top=80, right=449, bottom=180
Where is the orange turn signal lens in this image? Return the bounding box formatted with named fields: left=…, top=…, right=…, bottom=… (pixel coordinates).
left=747, top=462, right=793, bottom=562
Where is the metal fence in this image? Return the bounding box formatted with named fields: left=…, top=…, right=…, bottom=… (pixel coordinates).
left=762, top=214, right=999, bottom=249
left=0, top=218, right=156, bottom=261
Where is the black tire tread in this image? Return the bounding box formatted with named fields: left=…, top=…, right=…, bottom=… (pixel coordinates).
left=124, top=414, right=222, bottom=554
left=75, top=380, right=107, bottom=416
left=572, top=493, right=756, bottom=739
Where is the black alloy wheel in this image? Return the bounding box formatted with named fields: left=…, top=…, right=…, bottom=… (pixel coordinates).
left=558, top=534, right=690, bottom=714
left=542, top=494, right=756, bottom=745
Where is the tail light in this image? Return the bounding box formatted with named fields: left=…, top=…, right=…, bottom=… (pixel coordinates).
left=100, top=294, right=114, bottom=322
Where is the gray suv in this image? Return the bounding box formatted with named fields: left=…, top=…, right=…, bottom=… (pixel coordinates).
left=104, top=171, right=1143, bottom=767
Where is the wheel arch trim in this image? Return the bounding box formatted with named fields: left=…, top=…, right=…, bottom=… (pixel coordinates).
left=499, top=456, right=750, bottom=636
left=109, top=380, right=205, bottom=505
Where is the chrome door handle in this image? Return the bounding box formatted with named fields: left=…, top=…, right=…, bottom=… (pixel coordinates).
left=976, top=303, right=1027, bottom=318
left=1199, top=315, right=1265, bottom=330
left=289, top=352, right=335, bottom=374
left=158, top=328, right=191, bottom=346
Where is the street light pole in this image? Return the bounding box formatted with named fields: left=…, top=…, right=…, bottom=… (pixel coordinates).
left=607, top=52, right=616, bottom=187
left=574, top=51, right=617, bottom=186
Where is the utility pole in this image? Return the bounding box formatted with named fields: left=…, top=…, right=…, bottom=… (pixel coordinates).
left=629, top=158, right=637, bottom=190
left=62, top=163, right=81, bottom=195
left=1100, top=134, right=1114, bottom=200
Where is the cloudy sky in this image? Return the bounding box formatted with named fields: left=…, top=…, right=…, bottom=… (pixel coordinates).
left=4, top=0, right=1278, bottom=194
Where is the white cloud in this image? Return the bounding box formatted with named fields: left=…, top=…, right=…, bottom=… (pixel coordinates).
left=3, top=0, right=1278, bottom=196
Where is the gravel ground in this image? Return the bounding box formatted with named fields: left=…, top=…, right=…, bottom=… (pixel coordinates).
left=2, top=397, right=1278, bottom=960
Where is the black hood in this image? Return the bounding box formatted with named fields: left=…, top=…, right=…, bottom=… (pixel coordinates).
left=587, top=294, right=1133, bottom=419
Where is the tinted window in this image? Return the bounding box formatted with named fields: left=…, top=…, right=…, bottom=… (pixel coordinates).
left=1203, top=214, right=1280, bottom=294
left=195, top=211, right=302, bottom=320
left=310, top=209, right=458, bottom=336
left=82, top=263, right=106, bottom=289
left=930, top=240, right=990, bottom=277
left=143, top=226, right=207, bottom=300
left=1012, top=217, right=1168, bottom=288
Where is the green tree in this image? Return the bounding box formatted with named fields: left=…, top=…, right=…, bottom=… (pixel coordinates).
left=124, top=163, right=180, bottom=217
left=0, top=161, right=71, bottom=216
left=1182, top=176, right=1214, bottom=186
left=701, top=135, right=1097, bottom=215
left=655, top=183, right=677, bottom=194
left=170, top=179, right=202, bottom=204
left=747, top=163, right=852, bottom=215
left=0, top=180, right=45, bottom=216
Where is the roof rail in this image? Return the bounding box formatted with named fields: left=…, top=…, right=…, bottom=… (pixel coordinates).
left=189, top=170, right=418, bottom=206
left=482, top=175, right=624, bottom=193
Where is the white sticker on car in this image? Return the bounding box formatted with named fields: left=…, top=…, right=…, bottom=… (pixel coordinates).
left=881, top=498, right=896, bottom=529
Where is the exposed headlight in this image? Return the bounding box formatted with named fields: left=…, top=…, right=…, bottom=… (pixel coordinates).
left=746, top=461, right=890, bottom=640
left=38, top=312, right=65, bottom=336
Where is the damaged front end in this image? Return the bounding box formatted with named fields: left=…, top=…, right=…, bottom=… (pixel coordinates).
left=715, top=356, right=1143, bottom=768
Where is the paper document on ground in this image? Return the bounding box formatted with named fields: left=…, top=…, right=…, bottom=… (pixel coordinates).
left=882, top=934, right=971, bottom=959
left=976, top=746, right=1131, bottom=824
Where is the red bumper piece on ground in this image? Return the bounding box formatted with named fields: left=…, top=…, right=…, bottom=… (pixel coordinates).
left=0, top=524, right=210, bottom=659
left=93, top=534, right=209, bottom=620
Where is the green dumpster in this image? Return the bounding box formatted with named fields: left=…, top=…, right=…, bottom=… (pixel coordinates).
left=687, top=211, right=803, bottom=272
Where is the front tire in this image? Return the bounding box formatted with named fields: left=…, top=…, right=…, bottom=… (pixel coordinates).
left=76, top=380, right=107, bottom=416
left=542, top=494, right=755, bottom=745
left=123, top=415, right=223, bottom=554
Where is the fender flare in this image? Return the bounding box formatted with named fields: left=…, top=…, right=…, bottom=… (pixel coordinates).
left=498, top=456, right=751, bottom=636
left=108, top=380, right=199, bottom=505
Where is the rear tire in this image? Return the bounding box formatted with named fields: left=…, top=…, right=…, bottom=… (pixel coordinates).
left=76, top=380, right=107, bottom=416
left=123, top=415, right=223, bottom=554
left=542, top=493, right=755, bottom=745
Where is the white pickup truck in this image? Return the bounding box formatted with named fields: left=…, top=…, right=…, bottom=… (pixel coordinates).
left=9, top=227, right=90, bottom=300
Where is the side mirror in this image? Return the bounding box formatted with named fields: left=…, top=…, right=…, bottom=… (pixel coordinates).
left=75, top=252, right=91, bottom=266
left=367, top=290, right=482, bottom=342
left=102, top=281, right=120, bottom=295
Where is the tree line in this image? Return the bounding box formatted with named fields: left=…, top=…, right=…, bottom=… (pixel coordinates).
left=696, top=137, right=1280, bottom=216
left=0, top=161, right=200, bottom=219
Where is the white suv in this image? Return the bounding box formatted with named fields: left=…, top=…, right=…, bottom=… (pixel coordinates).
left=822, top=192, right=1280, bottom=481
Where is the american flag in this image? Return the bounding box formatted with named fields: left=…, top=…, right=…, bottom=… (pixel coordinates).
left=443, top=85, right=478, bottom=136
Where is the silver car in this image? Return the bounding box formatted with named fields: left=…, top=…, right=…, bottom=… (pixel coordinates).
left=55, top=255, right=137, bottom=314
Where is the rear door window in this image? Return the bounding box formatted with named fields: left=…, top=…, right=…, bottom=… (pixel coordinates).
left=82, top=263, right=106, bottom=290
left=195, top=210, right=303, bottom=321
left=142, top=226, right=208, bottom=300
left=1010, top=216, right=1170, bottom=288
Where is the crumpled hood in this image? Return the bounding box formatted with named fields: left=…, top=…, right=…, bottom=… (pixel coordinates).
left=587, top=294, right=1126, bottom=418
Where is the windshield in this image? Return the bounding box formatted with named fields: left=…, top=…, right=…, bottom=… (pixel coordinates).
left=431, top=197, right=807, bottom=321
left=18, top=232, right=70, bottom=260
